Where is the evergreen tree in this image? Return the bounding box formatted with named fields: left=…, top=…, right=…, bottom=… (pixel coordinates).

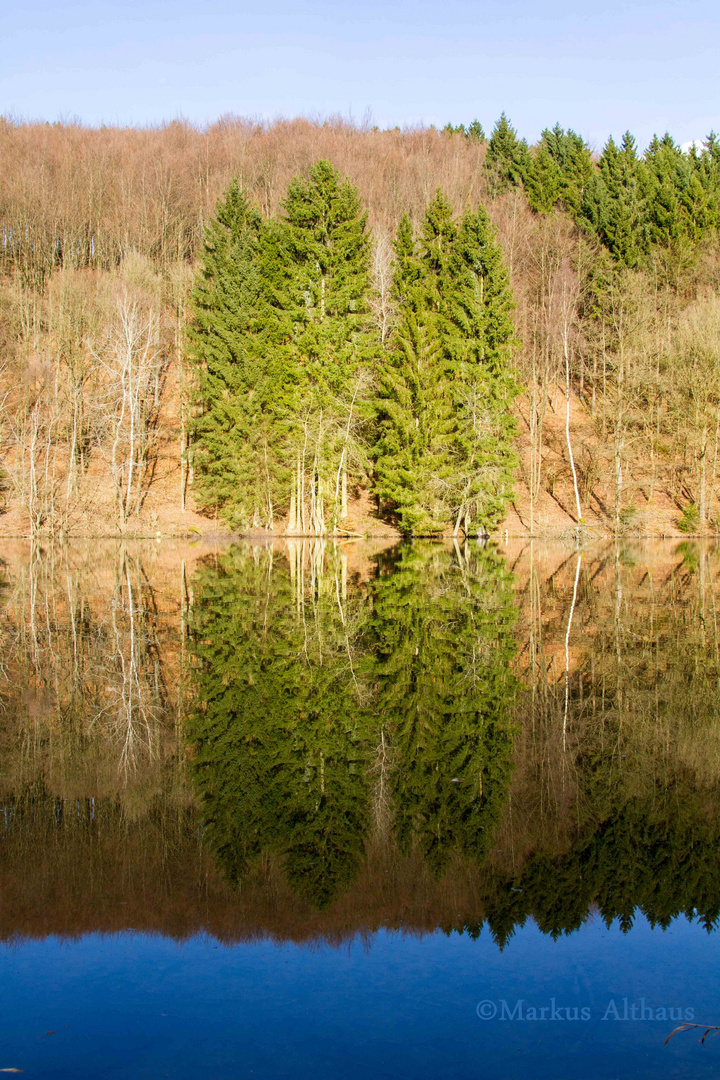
left=187, top=182, right=281, bottom=529
left=375, top=197, right=457, bottom=534
left=467, top=119, right=486, bottom=143
left=449, top=205, right=520, bottom=531
left=697, top=131, right=720, bottom=223
left=375, top=193, right=519, bottom=535
left=582, top=133, right=647, bottom=267
left=374, top=314, right=457, bottom=533
left=188, top=163, right=378, bottom=535
left=391, top=213, right=424, bottom=306
left=576, top=128, right=720, bottom=265
left=681, top=170, right=714, bottom=242
left=525, top=141, right=562, bottom=214
left=442, top=122, right=467, bottom=137
left=484, top=114, right=531, bottom=195
left=577, top=169, right=610, bottom=247
left=559, top=128, right=593, bottom=212
left=643, top=133, right=688, bottom=247
left=276, top=160, right=377, bottom=534
left=528, top=125, right=594, bottom=217
left=441, top=121, right=486, bottom=143
left=417, top=187, right=458, bottom=308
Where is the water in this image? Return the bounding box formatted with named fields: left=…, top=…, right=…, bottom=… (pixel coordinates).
left=1, top=538, right=720, bottom=1078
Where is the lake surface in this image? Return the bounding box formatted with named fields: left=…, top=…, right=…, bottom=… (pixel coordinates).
left=1, top=538, right=720, bottom=1078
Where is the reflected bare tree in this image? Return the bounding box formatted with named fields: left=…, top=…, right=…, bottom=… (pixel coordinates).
left=1, top=544, right=175, bottom=787
left=94, top=550, right=166, bottom=776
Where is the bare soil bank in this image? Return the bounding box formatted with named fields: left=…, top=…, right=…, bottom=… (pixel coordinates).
left=0, top=383, right=705, bottom=540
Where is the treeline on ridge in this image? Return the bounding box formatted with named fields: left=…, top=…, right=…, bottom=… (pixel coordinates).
left=483, top=115, right=720, bottom=266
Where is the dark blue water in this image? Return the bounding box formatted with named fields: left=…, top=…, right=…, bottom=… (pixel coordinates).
left=2, top=915, right=719, bottom=1078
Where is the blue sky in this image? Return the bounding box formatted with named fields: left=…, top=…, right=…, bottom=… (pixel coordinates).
left=2, top=0, right=719, bottom=149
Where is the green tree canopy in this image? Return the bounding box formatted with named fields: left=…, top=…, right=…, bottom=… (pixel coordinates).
left=186, top=181, right=278, bottom=528
left=188, top=162, right=377, bottom=534
left=375, top=192, right=519, bottom=536
left=484, top=114, right=531, bottom=195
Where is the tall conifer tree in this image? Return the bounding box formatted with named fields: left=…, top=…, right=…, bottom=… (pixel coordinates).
left=187, top=181, right=281, bottom=529
left=525, top=142, right=562, bottom=214
left=188, top=163, right=377, bottom=534
left=581, top=134, right=647, bottom=267
left=449, top=205, right=520, bottom=531
left=375, top=193, right=457, bottom=534
left=375, top=192, right=519, bottom=535
left=375, top=314, right=457, bottom=533
left=526, top=126, right=593, bottom=217
left=275, top=161, right=376, bottom=534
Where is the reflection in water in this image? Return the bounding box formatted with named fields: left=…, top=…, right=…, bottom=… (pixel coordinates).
left=0, top=546, right=175, bottom=787
left=369, top=543, right=518, bottom=877
left=496, top=540, right=720, bottom=945
left=189, top=542, right=518, bottom=906
left=189, top=542, right=373, bottom=908
left=1, top=540, right=720, bottom=943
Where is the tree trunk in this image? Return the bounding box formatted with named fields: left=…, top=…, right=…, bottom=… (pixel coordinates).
left=564, top=320, right=583, bottom=523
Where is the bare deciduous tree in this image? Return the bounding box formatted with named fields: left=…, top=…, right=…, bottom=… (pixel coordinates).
left=96, top=294, right=166, bottom=526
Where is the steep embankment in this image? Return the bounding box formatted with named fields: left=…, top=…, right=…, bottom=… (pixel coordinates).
left=0, top=375, right=693, bottom=539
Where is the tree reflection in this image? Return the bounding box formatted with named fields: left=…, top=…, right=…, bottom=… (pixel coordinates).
left=3, top=540, right=720, bottom=944
left=370, top=542, right=519, bottom=876
left=188, top=542, right=372, bottom=908
left=1, top=544, right=172, bottom=788
left=188, top=539, right=520, bottom=903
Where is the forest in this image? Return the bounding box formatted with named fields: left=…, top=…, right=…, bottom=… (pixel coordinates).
left=1, top=113, right=720, bottom=536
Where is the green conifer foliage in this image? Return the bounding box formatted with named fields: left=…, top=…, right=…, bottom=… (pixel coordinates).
left=682, top=171, right=714, bottom=242
left=375, top=193, right=458, bottom=535
left=525, top=142, right=562, bottom=214
left=552, top=126, right=595, bottom=212
left=449, top=205, right=520, bottom=531
left=440, top=120, right=486, bottom=142
left=187, top=181, right=279, bottom=529
left=442, top=122, right=467, bottom=137
left=187, top=540, right=520, bottom=903
left=643, top=134, right=689, bottom=247
left=574, top=127, right=720, bottom=267
left=527, top=125, right=594, bottom=217
left=375, top=193, right=519, bottom=536
left=374, top=314, right=457, bottom=534
left=698, top=131, right=720, bottom=222
left=582, top=133, right=647, bottom=267
left=187, top=544, right=373, bottom=908
left=467, top=119, right=486, bottom=143
left=276, top=160, right=377, bottom=534
left=188, top=163, right=377, bottom=534
left=417, top=188, right=458, bottom=307
left=484, top=114, right=531, bottom=195
left=390, top=212, right=423, bottom=305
